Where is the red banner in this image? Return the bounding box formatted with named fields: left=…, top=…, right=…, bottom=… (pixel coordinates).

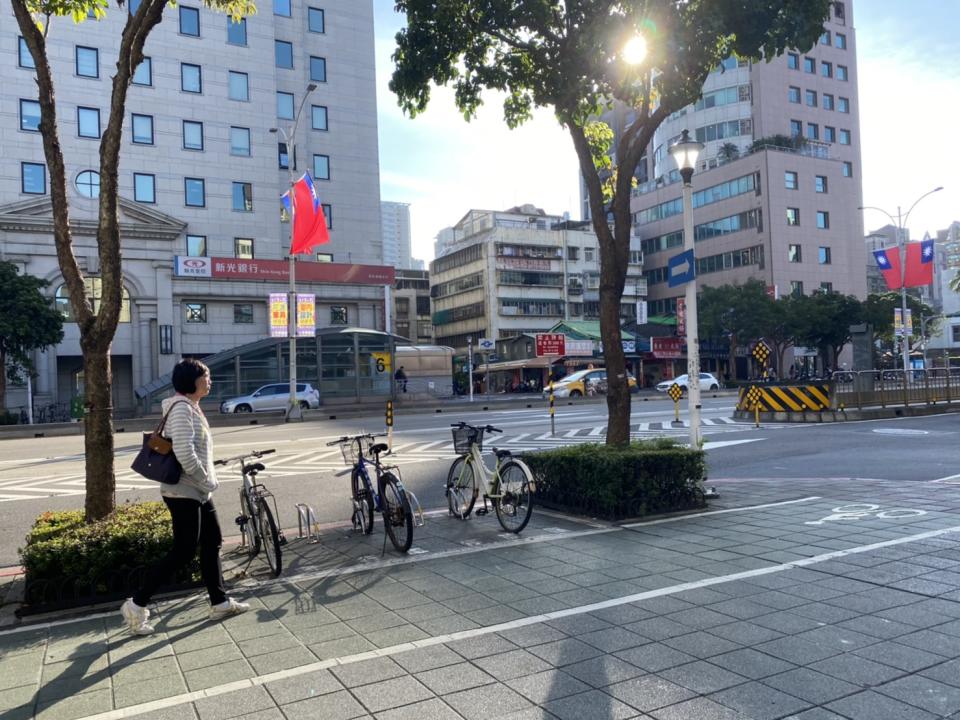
left=652, top=337, right=684, bottom=358
left=536, top=333, right=566, bottom=356
left=174, top=256, right=394, bottom=285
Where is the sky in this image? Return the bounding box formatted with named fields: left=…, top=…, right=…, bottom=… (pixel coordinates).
left=373, top=1, right=959, bottom=263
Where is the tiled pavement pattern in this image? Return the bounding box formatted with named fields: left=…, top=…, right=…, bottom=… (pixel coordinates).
left=5, top=478, right=960, bottom=719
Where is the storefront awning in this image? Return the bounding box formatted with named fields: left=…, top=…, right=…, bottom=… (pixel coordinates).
left=473, top=357, right=554, bottom=374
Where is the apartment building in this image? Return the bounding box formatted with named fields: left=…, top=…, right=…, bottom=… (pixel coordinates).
left=0, top=0, right=387, bottom=412
left=589, top=1, right=865, bottom=320
left=393, top=268, right=433, bottom=345
left=928, top=221, right=960, bottom=361
left=381, top=200, right=412, bottom=269
left=429, top=204, right=647, bottom=353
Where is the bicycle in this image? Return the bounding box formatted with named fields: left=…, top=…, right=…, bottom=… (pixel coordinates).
left=327, top=434, right=423, bottom=553
left=446, top=422, right=535, bottom=533
left=213, top=448, right=285, bottom=576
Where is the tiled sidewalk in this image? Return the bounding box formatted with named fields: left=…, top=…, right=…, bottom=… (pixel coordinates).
left=4, top=479, right=960, bottom=719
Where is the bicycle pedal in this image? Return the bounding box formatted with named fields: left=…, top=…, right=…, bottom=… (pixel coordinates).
left=278, top=531, right=288, bottom=546
left=475, top=508, right=488, bottom=517
left=234, top=515, right=245, bottom=527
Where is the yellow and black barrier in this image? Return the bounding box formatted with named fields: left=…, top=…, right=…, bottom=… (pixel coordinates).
left=736, top=384, right=831, bottom=412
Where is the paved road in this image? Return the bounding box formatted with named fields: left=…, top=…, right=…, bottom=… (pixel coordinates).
left=0, top=398, right=958, bottom=567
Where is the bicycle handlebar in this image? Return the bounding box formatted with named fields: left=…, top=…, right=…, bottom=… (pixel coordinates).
left=450, top=421, right=502, bottom=433
left=213, top=448, right=275, bottom=466
left=325, top=433, right=380, bottom=447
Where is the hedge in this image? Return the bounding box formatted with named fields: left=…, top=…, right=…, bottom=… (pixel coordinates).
left=19, top=502, right=199, bottom=610
left=521, top=438, right=707, bottom=521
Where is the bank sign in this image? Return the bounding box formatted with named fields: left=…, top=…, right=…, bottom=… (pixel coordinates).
left=174, top=256, right=395, bottom=285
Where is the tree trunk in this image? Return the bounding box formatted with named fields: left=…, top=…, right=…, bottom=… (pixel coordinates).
left=728, top=333, right=738, bottom=381
left=82, top=340, right=115, bottom=521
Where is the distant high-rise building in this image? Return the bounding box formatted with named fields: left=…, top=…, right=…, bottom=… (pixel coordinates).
left=381, top=201, right=412, bottom=269
left=927, top=221, right=960, bottom=361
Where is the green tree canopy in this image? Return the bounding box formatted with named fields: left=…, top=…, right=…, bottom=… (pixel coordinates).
left=391, top=0, right=831, bottom=443
left=0, top=262, right=64, bottom=409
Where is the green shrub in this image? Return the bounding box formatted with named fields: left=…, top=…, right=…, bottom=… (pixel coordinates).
left=20, top=502, right=199, bottom=606
left=521, top=438, right=707, bottom=521
left=0, top=410, right=18, bottom=425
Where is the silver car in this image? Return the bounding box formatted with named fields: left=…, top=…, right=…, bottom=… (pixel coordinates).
left=219, top=383, right=320, bottom=413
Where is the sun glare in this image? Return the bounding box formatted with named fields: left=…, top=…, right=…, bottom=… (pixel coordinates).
left=622, top=36, right=647, bottom=65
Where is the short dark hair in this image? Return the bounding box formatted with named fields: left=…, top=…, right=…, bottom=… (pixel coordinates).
left=172, top=358, right=209, bottom=394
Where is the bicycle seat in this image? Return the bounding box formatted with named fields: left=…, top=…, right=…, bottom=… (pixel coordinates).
left=370, top=443, right=389, bottom=456
left=245, top=462, right=265, bottom=474
left=492, top=448, right=512, bottom=459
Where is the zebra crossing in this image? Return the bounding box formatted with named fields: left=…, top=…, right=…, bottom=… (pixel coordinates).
left=0, top=416, right=792, bottom=501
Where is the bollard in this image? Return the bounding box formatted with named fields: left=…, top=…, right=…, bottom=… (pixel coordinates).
left=385, top=400, right=394, bottom=453
left=754, top=401, right=760, bottom=428
left=549, top=381, right=555, bottom=436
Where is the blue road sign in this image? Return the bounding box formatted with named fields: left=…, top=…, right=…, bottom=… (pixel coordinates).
left=667, top=249, right=696, bottom=288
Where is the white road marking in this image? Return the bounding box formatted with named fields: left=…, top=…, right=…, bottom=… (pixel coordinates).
left=703, top=439, right=765, bottom=450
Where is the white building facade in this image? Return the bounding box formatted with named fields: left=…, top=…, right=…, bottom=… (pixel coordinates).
left=0, top=0, right=387, bottom=413
left=381, top=200, right=412, bottom=269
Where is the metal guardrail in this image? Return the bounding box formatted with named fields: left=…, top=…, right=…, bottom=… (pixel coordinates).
left=832, top=369, right=960, bottom=411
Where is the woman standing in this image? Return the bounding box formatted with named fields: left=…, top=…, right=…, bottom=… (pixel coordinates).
left=121, top=359, right=248, bottom=635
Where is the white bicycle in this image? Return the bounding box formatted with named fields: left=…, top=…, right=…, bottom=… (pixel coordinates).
left=446, top=422, right=535, bottom=533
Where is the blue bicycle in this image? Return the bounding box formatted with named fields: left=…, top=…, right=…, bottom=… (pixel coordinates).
left=327, top=434, right=422, bottom=553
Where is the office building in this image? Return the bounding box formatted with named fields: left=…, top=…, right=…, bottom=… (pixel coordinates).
left=381, top=200, right=412, bottom=269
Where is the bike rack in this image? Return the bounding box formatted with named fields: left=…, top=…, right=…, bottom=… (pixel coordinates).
left=406, top=490, right=426, bottom=528
left=294, top=503, right=321, bottom=543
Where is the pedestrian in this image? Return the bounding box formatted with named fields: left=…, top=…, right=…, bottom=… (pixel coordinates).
left=121, top=359, right=248, bottom=635
left=394, top=366, right=408, bottom=392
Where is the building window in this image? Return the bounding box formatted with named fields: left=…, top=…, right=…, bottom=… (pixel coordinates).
left=186, top=234, right=206, bottom=256
left=787, top=53, right=798, bottom=70
left=835, top=33, right=847, bottom=49
left=277, top=92, right=294, bottom=119
left=76, top=46, right=99, bottom=77
left=820, top=31, right=831, bottom=45
left=179, top=6, right=199, bottom=36
left=133, top=172, right=155, bottom=203
left=805, top=89, right=817, bottom=107
left=274, top=0, right=291, bottom=16
left=316, top=252, right=333, bottom=262
left=820, top=282, right=834, bottom=293
left=788, top=244, right=802, bottom=263
left=132, top=57, right=152, bottom=86
left=330, top=306, right=348, bottom=325
left=18, top=37, right=35, bottom=68
left=784, top=171, right=798, bottom=190
left=185, top=303, right=207, bottom=323
left=816, top=211, right=830, bottom=229
left=824, top=126, right=836, bottom=143
left=806, top=123, right=819, bottom=141
left=788, top=86, right=800, bottom=103
left=837, top=65, right=848, bottom=81
left=311, top=105, right=328, bottom=130
left=234, top=304, right=254, bottom=323
left=182, top=120, right=203, bottom=151
left=232, top=181, right=253, bottom=211
left=815, top=175, right=828, bottom=194
left=313, top=154, right=329, bottom=180
left=822, top=93, right=834, bottom=111
left=786, top=207, right=800, bottom=226
left=821, top=61, right=832, bottom=78
left=235, top=237, right=254, bottom=258
left=310, top=56, right=326, bottom=82
left=131, top=113, right=153, bottom=144
left=952, top=326, right=960, bottom=344
left=230, top=126, right=251, bottom=156
left=803, top=56, right=815, bottom=73
left=22, top=162, right=46, bottom=194
left=308, top=7, right=325, bottom=32
left=228, top=71, right=249, bottom=101
left=838, top=97, right=850, bottom=113
left=843, top=161, right=853, bottom=178
left=819, top=246, right=832, bottom=265
left=584, top=247, right=595, bottom=262
left=180, top=63, right=202, bottom=93
left=19, top=99, right=40, bottom=131
left=321, top=204, right=332, bottom=228
left=839, top=128, right=851, bottom=145
left=75, top=106, right=100, bottom=138
left=275, top=40, right=293, bottom=68
left=278, top=143, right=289, bottom=169
left=227, top=18, right=246, bottom=45
left=76, top=170, right=100, bottom=198
left=791, top=281, right=804, bottom=297
left=56, top=280, right=130, bottom=322
left=184, top=178, right=205, bottom=207
left=790, top=119, right=802, bottom=137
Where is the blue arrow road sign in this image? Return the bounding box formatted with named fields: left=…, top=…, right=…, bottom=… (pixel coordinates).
left=667, top=249, right=696, bottom=288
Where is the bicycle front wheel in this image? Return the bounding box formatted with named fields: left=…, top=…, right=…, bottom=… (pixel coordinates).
left=379, top=472, right=413, bottom=553
left=446, top=456, right=477, bottom=519
left=240, top=489, right=260, bottom=555
left=257, top=498, right=283, bottom=576
left=495, top=460, right=534, bottom=533
left=352, top=468, right=375, bottom=534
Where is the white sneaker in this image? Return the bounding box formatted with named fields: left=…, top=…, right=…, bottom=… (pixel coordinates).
left=210, top=597, right=250, bottom=619
left=120, top=598, right=154, bottom=635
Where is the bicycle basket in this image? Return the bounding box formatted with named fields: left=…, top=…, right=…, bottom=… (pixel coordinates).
left=339, top=437, right=372, bottom=466
left=452, top=426, right=482, bottom=454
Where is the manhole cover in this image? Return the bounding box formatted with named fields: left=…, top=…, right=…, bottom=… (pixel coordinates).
left=872, top=428, right=929, bottom=435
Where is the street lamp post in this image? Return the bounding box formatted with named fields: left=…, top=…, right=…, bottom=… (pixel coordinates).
left=859, top=187, right=943, bottom=375
left=467, top=336, right=474, bottom=403
left=668, top=130, right=705, bottom=448
left=270, top=83, right=317, bottom=422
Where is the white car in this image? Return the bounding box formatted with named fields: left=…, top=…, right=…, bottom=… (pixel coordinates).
left=220, top=383, right=320, bottom=413
left=656, top=373, right=721, bottom=393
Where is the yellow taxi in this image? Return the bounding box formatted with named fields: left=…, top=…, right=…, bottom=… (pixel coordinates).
left=543, top=368, right=638, bottom=398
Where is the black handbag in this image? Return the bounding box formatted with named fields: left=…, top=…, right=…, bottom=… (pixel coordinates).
left=131, top=402, right=187, bottom=484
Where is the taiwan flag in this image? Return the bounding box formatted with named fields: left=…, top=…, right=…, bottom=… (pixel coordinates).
left=903, top=237, right=935, bottom=288
left=281, top=173, right=330, bottom=255
left=873, top=247, right=901, bottom=290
